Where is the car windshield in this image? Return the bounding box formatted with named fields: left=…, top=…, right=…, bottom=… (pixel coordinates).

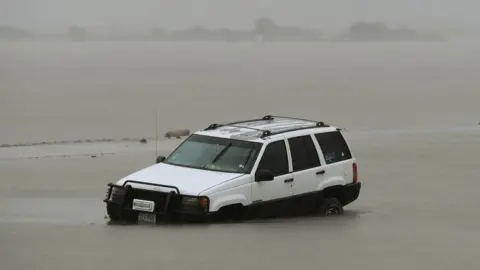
left=164, top=134, right=262, bottom=173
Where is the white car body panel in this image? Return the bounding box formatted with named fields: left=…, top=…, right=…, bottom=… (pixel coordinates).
left=251, top=172, right=294, bottom=202
left=282, top=133, right=327, bottom=195
left=116, top=162, right=243, bottom=195
left=203, top=184, right=251, bottom=211
left=249, top=138, right=295, bottom=203
left=199, top=175, right=252, bottom=211
left=317, top=177, right=347, bottom=191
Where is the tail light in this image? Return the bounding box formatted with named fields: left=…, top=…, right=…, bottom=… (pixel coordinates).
left=352, top=162, right=358, bottom=183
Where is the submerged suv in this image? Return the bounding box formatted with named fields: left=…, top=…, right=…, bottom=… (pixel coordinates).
left=104, top=115, right=361, bottom=223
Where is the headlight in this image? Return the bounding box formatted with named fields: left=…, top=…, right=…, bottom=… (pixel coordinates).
left=181, top=196, right=209, bottom=212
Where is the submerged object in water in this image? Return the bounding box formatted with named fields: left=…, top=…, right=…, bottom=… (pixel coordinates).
left=164, top=129, right=190, bottom=139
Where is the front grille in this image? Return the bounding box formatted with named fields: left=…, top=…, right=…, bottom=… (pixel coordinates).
left=132, top=188, right=166, bottom=201
left=130, top=188, right=182, bottom=212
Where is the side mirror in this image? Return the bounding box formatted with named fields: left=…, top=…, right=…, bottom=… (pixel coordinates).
left=156, top=156, right=166, bottom=164
left=255, top=169, right=275, bottom=182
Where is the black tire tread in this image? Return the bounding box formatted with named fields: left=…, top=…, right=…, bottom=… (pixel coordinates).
left=318, top=197, right=344, bottom=216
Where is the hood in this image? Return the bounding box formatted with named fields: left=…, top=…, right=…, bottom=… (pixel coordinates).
left=116, top=162, right=244, bottom=195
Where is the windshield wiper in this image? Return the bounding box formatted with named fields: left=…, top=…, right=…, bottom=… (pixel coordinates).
left=236, top=146, right=256, bottom=173
left=211, top=143, right=232, bottom=164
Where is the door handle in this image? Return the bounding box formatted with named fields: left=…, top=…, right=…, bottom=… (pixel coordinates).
left=316, top=170, right=325, bottom=175
left=284, top=178, right=294, bottom=183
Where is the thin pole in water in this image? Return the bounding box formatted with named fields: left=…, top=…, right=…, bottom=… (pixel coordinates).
left=155, top=110, right=158, bottom=158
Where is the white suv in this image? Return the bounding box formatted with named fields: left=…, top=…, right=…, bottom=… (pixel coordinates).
left=104, top=115, right=361, bottom=224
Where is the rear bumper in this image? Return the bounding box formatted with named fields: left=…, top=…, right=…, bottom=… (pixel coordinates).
left=340, top=182, right=361, bottom=207
left=103, top=182, right=210, bottom=223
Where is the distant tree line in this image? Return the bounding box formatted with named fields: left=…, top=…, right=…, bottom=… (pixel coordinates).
left=253, top=17, right=323, bottom=41
left=0, top=19, right=445, bottom=42
left=149, top=18, right=324, bottom=42
left=68, top=26, right=88, bottom=41
left=0, top=26, right=33, bottom=40
left=345, top=22, right=444, bottom=41
left=150, top=26, right=256, bottom=42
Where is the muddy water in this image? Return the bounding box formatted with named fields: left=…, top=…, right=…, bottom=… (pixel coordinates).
left=1, top=40, right=480, bottom=270
left=2, top=41, right=480, bottom=144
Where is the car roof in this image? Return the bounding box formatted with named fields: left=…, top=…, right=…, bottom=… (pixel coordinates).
left=194, top=115, right=338, bottom=143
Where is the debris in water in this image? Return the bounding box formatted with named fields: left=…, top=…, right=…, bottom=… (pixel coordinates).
left=164, top=129, right=190, bottom=139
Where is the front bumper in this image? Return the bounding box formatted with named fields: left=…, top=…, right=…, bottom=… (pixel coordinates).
left=103, top=181, right=210, bottom=222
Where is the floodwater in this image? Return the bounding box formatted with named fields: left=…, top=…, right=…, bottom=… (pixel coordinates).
left=1, top=40, right=480, bottom=270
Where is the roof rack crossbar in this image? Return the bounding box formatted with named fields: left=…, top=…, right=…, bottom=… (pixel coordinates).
left=263, top=115, right=326, bottom=126
left=259, top=124, right=330, bottom=138
left=225, top=118, right=272, bottom=125
left=204, top=114, right=330, bottom=138
left=204, top=123, right=222, bottom=130
left=227, top=124, right=264, bottom=132
left=204, top=115, right=275, bottom=131
left=204, top=123, right=267, bottom=133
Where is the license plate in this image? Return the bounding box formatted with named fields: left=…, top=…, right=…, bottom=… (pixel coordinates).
left=138, top=212, right=157, bottom=224
left=132, top=199, right=155, bottom=212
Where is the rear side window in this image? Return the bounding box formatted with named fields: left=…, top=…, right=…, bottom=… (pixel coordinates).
left=314, top=131, right=352, bottom=164
left=288, top=135, right=321, bottom=172
left=256, top=140, right=289, bottom=176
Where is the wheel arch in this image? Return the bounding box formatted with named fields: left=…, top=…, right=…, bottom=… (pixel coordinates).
left=209, top=194, right=248, bottom=212
left=321, top=184, right=350, bottom=206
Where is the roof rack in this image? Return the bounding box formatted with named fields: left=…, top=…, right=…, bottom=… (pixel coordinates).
left=260, top=115, right=327, bottom=126
left=203, top=115, right=329, bottom=139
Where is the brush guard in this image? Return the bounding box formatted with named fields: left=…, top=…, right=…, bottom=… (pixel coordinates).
left=104, top=180, right=182, bottom=222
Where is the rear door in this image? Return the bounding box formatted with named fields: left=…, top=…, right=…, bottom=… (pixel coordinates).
left=313, top=131, right=355, bottom=185
left=251, top=139, right=294, bottom=203
left=285, top=134, right=326, bottom=195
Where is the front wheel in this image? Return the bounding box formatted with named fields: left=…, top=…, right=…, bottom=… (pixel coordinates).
left=212, top=205, right=247, bottom=222
left=318, top=197, right=344, bottom=216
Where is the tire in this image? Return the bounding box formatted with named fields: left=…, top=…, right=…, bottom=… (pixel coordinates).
left=213, top=205, right=246, bottom=222
left=318, top=197, right=344, bottom=216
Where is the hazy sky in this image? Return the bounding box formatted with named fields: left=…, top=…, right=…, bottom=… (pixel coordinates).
left=1, top=0, right=479, bottom=32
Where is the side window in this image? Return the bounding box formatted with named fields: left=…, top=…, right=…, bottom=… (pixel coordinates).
left=256, top=140, right=289, bottom=176
left=314, top=131, right=352, bottom=164
left=287, top=135, right=321, bottom=172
